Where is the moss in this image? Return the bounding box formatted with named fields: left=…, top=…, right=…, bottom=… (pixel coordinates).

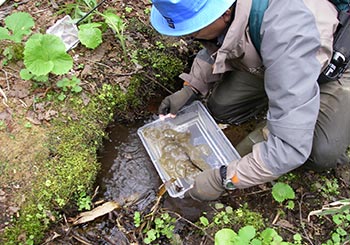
left=232, top=203, right=265, bottom=229
left=137, top=49, right=184, bottom=91
left=0, top=42, right=24, bottom=64
left=2, top=81, right=141, bottom=244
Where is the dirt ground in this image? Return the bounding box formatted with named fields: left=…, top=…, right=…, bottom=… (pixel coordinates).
left=1, top=0, right=350, bottom=244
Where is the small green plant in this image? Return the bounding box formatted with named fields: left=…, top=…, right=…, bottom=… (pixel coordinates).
left=144, top=7, right=151, bottom=15
left=101, top=11, right=127, bottom=62
left=313, top=176, right=340, bottom=198
left=56, top=0, right=98, bottom=22
left=56, top=76, right=83, bottom=101
left=24, top=122, right=32, bottom=129
left=0, top=120, right=5, bottom=131
left=125, top=6, right=133, bottom=13
left=155, top=41, right=165, bottom=50
left=20, top=33, right=73, bottom=82
left=0, top=12, right=34, bottom=43
left=214, top=226, right=303, bottom=245
left=272, top=182, right=295, bottom=210
left=197, top=203, right=264, bottom=236
left=76, top=185, right=92, bottom=211
left=309, top=199, right=350, bottom=244
left=134, top=211, right=141, bottom=227
left=25, top=235, right=35, bottom=245
left=143, top=212, right=176, bottom=244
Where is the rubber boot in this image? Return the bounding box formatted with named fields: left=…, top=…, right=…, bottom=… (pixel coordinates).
left=236, top=121, right=267, bottom=156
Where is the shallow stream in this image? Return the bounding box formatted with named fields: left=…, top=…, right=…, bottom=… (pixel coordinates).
left=95, top=119, right=214, bottom=220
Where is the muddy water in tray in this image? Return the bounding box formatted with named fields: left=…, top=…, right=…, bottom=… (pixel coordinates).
left=96, top=119, right=212, bottom=220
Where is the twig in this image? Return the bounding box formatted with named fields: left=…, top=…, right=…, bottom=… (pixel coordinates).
left=272, top=223, right=311, bottom=243
left=231, top=187, right=271, bottom=198
left=299, top=193, right=315, bottom=245
left=143, top=73, right=174, bottom=94
left=1, top=69, right=10, bottom=90
left=91, top=186, right=99, bottom=202
left=19, top=99, right=27, bottom=108
left=166, top=210, right=214, bottom=242
left=272, top=210, right=280, bottom=225
left=0, top=87, right=9, bottom=107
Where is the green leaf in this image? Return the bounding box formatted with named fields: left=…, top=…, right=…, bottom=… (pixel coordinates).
left=0, top=27, right=11, bottom=41
left=33, top=74, right=49, bottom=82
left=251, top=238, right=262, bottom=245
left=199, top=216, right=209, bottom=227
left=79, top=22, right=102, bottom=29
left=272, top=182, right=295, bottom=203
left=58, top=93, right=66, bottom=101
left=215, top=203, right=224, bottom=210
left=103, top=12, right=124, bottom=31
left=286, top=200, right=295, bottom=210
left=238, top=226, right=256, bottom=242
left=215, top=228, right=236, bottom=245
left=24, top=34, right=73, bottom=76
left=72, top=85, right=82, bottom=93
left=260, top=228, right=278, bottom=242
left=20, top=69, right=33, bottom=80
left=5, top=12, right=34, bottom=43
left=78, top=24, right=102, bottom=49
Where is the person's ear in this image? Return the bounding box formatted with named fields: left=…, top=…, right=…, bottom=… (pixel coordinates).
left=222, top=9, right=232, bottom=23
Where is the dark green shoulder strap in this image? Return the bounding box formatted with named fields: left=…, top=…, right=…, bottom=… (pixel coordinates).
left=330, top=0, right=350, bottom=11
left=249, top=0, right=269, bottom=53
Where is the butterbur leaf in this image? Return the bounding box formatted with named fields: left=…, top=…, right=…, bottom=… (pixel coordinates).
left=272, top=182, right=295, bottom=203
left=78, top=24, right=102, bottom=49
left=5, top=12, right=34, bottom=43
left=103, top=12, right=125, bottom=32
left=24, top=34, right=73, bottom=76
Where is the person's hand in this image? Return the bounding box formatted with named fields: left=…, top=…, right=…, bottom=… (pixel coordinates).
left=158, top=86, right=198, bottom=118
left=186, top=168, right=225, bottom=201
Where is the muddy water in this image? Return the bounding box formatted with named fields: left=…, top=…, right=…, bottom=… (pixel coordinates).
left=95, top=119, right=213, bottom=220
left=95, top=116, right=258, bottom=220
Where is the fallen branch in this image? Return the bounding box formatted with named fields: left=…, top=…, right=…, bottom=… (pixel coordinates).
left=143, top=73, right=174, bottom=95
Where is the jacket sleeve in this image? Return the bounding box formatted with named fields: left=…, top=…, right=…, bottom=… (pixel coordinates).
left=228, top=0, right=328, bottom=186
left=179, top=48, right=223, bottom=96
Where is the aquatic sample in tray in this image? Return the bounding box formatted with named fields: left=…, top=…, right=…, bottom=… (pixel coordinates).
left=142, top=126, right=211, bottom=179
left=138, top=101, right=240, bottom=198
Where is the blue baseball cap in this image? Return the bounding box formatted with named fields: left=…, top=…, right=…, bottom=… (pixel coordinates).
left=151, top=0, right=236, bottom=36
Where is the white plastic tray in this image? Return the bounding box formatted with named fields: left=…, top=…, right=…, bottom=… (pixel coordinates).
left=137, top=101, right=240, bottom=198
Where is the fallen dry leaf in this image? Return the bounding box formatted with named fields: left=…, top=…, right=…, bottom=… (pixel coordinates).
left=71, top=201, right=120, bottom=225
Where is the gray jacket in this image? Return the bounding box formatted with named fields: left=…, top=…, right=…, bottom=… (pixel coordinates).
left=180, top=0, right=339, bottom=187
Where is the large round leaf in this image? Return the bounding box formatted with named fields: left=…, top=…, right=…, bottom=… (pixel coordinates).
left=5, top=12, right=34, bottom=43
left=78, top=25, right=102, bottom=49
left=24, top=33, right=73, bottom=76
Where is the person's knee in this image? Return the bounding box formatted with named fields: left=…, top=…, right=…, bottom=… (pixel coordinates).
left=307, top=144, right=340, bottom=170
left=206, top=98, right=228, bottom=122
